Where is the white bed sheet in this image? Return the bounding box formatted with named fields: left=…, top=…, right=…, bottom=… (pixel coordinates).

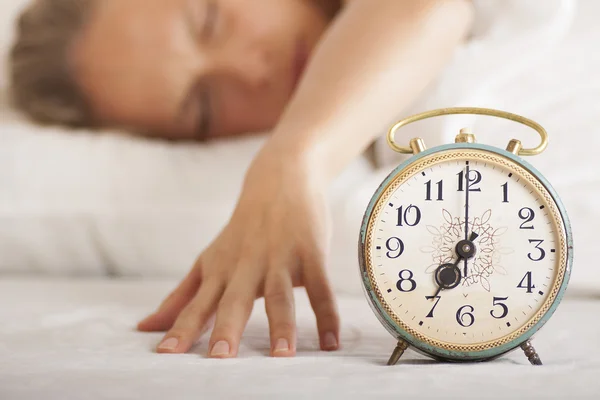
left=0, top=278, right=598, bottom=400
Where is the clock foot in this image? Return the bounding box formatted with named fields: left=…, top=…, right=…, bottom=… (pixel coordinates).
left=387, top=340, right=409, bottom=366
left=521, top=340, right=543, bottom=366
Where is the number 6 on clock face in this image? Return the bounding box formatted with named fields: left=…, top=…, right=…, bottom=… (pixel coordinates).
left=359, top=144, right=572, bottom=363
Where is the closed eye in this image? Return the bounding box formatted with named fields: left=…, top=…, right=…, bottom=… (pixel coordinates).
left=196, top=85, right=212, bottom=140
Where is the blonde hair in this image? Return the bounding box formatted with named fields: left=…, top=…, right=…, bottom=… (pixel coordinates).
left=9, top=0, right=96, bottom=127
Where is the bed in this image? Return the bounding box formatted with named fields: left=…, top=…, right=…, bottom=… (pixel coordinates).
left=0, top=278, right=597, bottom=399
left=1, top=0, right=600, bottom=398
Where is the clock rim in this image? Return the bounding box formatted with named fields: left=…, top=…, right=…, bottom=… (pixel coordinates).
left=358, top=143, right=573, bottom=361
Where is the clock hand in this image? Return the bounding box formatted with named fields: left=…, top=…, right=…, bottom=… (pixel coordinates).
left=430, top=231, right=479, bottom=300
left=464, top=164, right=470, bottom=278
left=468, top=231, right=479, bottom=242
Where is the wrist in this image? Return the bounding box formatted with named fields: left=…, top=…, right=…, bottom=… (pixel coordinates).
left=249, top=133, right=330, bottom=190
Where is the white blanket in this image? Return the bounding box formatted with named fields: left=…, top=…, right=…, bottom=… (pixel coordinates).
left=0, top=278, right=598, bottom=400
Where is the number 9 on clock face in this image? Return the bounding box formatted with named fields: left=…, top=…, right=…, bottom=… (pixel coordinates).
left=359, top=145, right=572, bottom=362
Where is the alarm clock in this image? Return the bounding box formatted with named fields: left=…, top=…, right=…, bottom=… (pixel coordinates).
left=358, top=107, right=573, bottom=366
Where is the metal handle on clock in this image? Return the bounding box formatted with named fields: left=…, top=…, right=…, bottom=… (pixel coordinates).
left=386, top=107, right=548, bottom=156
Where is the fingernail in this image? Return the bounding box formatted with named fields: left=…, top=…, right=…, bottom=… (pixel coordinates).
left=157, top=337, right=179, bottom=351
left=273, top=338, right=290, bottom=353
left=210, top=340, right=230, bottom=357
left=323, top=332, right=338, bottom=350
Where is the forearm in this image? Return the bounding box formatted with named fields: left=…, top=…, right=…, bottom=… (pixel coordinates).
left=266, top=0, right=474, bottom=183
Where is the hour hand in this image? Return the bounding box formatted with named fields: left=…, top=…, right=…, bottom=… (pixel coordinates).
left=455, top=231, right=479, bottom=262
left=457, top=231, right=478, bottom=279
left=431, top=232, right=478, bottom=299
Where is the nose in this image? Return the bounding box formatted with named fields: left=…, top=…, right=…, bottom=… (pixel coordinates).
left=215, top=41, right=273, bottom=89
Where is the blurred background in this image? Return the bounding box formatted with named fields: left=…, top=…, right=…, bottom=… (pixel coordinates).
left=0, top=0, right=598, bottom=295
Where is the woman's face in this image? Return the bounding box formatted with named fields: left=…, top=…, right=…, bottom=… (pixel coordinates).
left=73, top=0, right=334, bottom=141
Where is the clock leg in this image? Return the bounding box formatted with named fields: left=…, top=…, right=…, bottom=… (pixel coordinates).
left=521, top=340, right=543, bottom=366
left=387, top=340, right=409, bottom=366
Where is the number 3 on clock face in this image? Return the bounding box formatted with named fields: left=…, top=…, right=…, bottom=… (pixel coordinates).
left=359, top=144, right=572, bottom=362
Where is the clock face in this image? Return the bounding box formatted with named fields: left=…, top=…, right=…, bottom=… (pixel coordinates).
left=362, top=148, right=569, bottom=355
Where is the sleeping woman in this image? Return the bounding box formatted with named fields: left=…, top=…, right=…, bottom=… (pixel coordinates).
left=9, top=0, right=474, bottom=358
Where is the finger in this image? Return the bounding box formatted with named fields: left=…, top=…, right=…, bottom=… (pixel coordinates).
left=156, top=277, right=224, bottom=354
left=264, top=269, right=296, bottom=357
left=208, top=267, right=263, bottom=359
left=302, top=253, right=340, bottom=352
left=138, top=269, right=201, bottom=332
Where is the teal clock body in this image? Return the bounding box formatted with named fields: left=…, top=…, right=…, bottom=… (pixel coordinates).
left=358, top=139, right=572, bottom=365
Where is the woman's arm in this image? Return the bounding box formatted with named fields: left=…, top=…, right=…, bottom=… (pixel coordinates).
left=267, top=0, right=474, bottom=182
left=139, top=0, right=474, bottom=359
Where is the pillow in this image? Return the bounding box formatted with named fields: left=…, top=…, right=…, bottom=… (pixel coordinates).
left=0, top=103, right=378, bottom=298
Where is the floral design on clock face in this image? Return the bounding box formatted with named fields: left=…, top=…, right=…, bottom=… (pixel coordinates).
left=367, top=155, right=561, bottom=346
left=422, top=209, right=514, bottom=292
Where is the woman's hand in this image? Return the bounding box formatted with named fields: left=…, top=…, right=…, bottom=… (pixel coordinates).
left=137, top=144, right=340, bottom=358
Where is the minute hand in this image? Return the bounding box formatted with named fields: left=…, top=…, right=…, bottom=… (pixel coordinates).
left=464, top=165, right=470, bottom=277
